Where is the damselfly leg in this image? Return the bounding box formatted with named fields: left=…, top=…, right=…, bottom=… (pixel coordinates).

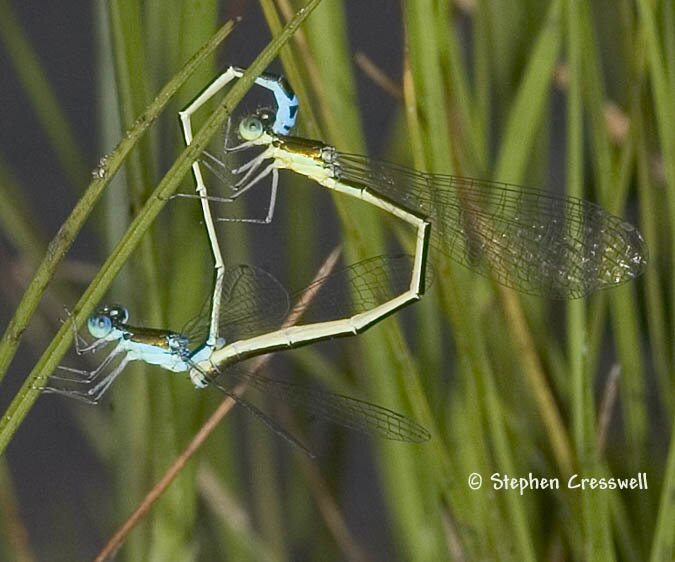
left=43, top=306, right=138, bottom=402
left=191, top=107, right=647, bottom=299
left=43, top=357, right=132, bottom=405
left=44, top=256, right=430, bottom=450
left=177, top=66, right=297, bottom=225
left=180, top=66, right=646, bottom=299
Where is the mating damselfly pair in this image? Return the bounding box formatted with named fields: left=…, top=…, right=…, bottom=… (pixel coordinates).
left=44, top=66, right=647, bottom=453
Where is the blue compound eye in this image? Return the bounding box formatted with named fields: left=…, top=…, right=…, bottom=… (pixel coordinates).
left=238, top=115, right=264, bottom=141
left=88, top=314, right=113, bottom=338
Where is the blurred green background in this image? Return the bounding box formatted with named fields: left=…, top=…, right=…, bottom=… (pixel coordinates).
left=0, top=0, right=672, bottom=560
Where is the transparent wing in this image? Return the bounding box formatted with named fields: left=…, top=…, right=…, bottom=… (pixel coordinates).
left=290, top=254, right=428, bottom=323
left=184, top=255, right=420, bottom=352
left=336, top=153, right=647, bottom=299
left=215, top=364, right=430, bottom=443
left=182, top=265, right=290, bottom=349
left=205, top=255, right=431, bottom=442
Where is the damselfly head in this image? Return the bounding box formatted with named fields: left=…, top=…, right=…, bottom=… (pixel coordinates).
left=87, top=313, right=113, bottom=339
left=256, top=106, right=276, bottom=127
left=104, top=305, right=129, bottom=323
left=87, top=305, right=128, bottom=338
left=238, top=114, right=265, bottom=141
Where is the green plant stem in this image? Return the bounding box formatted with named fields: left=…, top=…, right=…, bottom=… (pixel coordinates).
left=0, top=19, right=244, bottom=453
left=0, top=0, right=322, bottom=458
left=0, top=19, right=238, bottom=389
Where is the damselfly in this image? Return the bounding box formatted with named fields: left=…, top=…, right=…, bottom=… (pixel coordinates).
left=178, top=68, right=430, bottom=343
left=43, top=255, right=431, bottom=449
left=178, top=66, right=647, bottom=299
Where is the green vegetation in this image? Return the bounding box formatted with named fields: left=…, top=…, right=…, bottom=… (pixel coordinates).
left=0, top=0, right=671, bottom=560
